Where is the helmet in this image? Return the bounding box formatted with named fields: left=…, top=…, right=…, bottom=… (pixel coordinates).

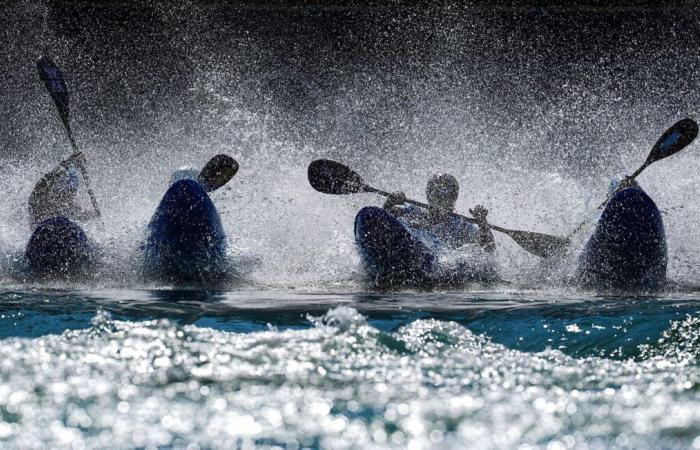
left=55, top=167, right=80, bottom=194
left=170, top=166, right=200, bottom=185
left=426, top=173, right=459, bottom=210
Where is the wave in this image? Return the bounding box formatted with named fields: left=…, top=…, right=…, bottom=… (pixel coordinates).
left=0, top=307, right=698, bottom=448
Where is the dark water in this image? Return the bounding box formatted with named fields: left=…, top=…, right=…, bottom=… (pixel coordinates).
left=3, top=288, right=700, bottom=358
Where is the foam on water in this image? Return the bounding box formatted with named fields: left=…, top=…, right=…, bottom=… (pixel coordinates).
left=0, top=306, right=699, bottom=448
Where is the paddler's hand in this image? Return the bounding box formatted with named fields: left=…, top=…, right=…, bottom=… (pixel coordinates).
left=470, top=204, right=496, bottom=252
left=63, top=152, right=86, bottom=170
left=619, top=176, right=638, bottom=190
left=469, top=204, right=490, bottom=228
left=383, top=191, right=407, bottom=210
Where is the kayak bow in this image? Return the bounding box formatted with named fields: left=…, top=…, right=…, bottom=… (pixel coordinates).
left=142, top=179, right=227, bottom=284
left=575, top=186, right=666, bottom=291
left=25, top=216, right=97, bottom=279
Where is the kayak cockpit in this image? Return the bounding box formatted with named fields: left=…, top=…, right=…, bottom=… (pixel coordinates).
left=354, top=206, right=498, bottom=289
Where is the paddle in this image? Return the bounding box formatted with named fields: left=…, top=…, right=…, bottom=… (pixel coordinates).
left=627, top=118, right=697, bottom=181
left=37, top=56, right=101, bottom=217
left=308, top=159, right=570, bottom=258
left=198, top=154, right=239, bottom=192
left=564, top=118, right=699, bottom=241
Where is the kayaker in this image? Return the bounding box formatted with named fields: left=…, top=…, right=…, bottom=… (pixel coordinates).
left=383, top=173, right=496, bottom=252
left=28, top=152, right=99, bottom=227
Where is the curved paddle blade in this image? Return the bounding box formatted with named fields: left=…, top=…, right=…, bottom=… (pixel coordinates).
left=198, top=154, right=239, bottom=192
left=37, top=56, right=70, bottom=129
left=648, top=118, right=698, bottom=165
left=500, top=228, right=570, bottom=259
left=308, top=159, right=367, bottom=195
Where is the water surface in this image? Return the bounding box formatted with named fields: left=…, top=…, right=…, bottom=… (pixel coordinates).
left=1, top=288, right=700, bottom=448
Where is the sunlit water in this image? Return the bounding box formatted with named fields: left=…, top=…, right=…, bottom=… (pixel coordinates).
left=3, top=1, right=700, bottom=448
left=2, top=289, right=700, bottom=448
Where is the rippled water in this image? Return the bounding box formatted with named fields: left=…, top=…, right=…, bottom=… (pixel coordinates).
left=1, top=289, right=700, bottom=449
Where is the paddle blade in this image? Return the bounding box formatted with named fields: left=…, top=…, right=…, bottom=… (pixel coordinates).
left=198, top=154, right=239, bottom=192
left=648, top=118, right=698, bottom=165
left=37, top=56, right=70, bottom=126
left=502, top=228, right=570, bottom=259
left=308, top=159, right=367, bottom=195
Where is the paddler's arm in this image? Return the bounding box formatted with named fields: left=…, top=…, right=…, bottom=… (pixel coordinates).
left=28, top=154, right=90, bottom=226
left=469, top=205, right=496, bottom=253
left=28, top=163, right=71, bottom=226
left=62, top=152, right=100, bottom=222
left=382, top=191, right=408, bottom=216
left=69, top=205, right=100, bottom=222
left=619, top=176, right=639, bottom=190
left=28, top=177, right=52, bottom=226
left=31, top=153, right=85, bottom=195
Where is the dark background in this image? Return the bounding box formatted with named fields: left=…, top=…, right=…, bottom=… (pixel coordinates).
left=2, top=0, right=699, bottom=176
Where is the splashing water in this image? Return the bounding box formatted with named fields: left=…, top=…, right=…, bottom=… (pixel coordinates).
left=1, top=2, right=700, bottom=448
left=1, top=2, right=699, bottom=289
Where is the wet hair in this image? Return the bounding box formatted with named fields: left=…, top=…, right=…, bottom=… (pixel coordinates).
left=426, top=173, right=459, bottom=209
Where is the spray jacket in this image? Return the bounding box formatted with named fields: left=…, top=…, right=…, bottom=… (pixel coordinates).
left=387, top=204, right=481, bottom=249
left=28, top=164, right=90, bottom=227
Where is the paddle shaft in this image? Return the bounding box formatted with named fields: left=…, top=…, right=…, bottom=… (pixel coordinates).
left=567, top=119, right=699, bottom=239
left=568, top=158, right=653, bottom=239
left=628, top=161, right=650, bottom=181
left=40, top=56, right=101, bottom=217
left=60, top=121, right=101, bottom=217
left=363, top=184, right=512, bottom=233
left=594, top=162, right=646, bottom=209
left=362, top=183, right=570, bottom=258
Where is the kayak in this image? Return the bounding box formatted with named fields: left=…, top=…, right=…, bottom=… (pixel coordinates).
left=142, top=179, right=227, bottom=284
left=25, top=216, right=97, bottom=278
left=354, top=206, right=498, bottom=288
left=575, top=186, right=666, bottom=291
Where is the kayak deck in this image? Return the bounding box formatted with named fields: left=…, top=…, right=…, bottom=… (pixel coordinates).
left=142, top=179, right=227, bottom=284
left=25, top=216, right=96, bottom=279
left=576, top=186, right=666, bottom=291
left=354, top=206, right=498, bottom=288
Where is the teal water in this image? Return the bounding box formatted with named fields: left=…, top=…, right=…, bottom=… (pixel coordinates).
left=1, top=288, right=700, bottom=448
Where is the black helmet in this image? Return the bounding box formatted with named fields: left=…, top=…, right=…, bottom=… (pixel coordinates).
left=426, top=173, right=459, bottom=210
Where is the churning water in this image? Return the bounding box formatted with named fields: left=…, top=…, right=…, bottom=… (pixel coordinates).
left=2, top=1, right=700, bottom=448
left=3, top=290, right=700, bottom=449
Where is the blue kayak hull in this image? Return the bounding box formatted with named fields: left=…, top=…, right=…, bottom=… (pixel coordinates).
left=143, top=179, right=227, bottom=284
left=576, top=187, right=666, bottom=291
left=25, top=216, right=96, bottom=278
left=354, top=206, right=497, bottom=288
